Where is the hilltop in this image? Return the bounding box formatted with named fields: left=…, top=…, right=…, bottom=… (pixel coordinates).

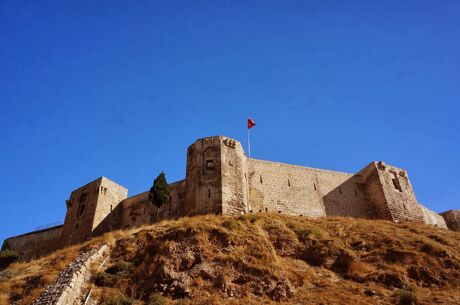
left=1, top=214, right=460, bottom=305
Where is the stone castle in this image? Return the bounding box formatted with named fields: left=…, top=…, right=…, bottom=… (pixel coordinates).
left=3, top=136, right=460, bottom=259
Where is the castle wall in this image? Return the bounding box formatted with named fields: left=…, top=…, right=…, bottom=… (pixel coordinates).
left=4, top=135, right=456, bottom=260
left=322, top=175, right=370, bottom=218
left=247, top=159, right=369, bottom=218
left=420, top=205, right=447, bottom=228
left=440, top=210, right=460, bottom=232
left=221, top=138, right=249, bottom=215
left=374, top=162, right=425, bottom=223
left=60, top=177, right=127, bottom=246
left=2, top=225, right=63, bottom=260
left=93, top=179, right=187, bottom=233
left=183, top=137, right=223, bottom=216
left=356, top=163, right=393, bottom=220
left=92, top=177, right=128, bottom=230
left=61, top=178, right=102, bottom=246
left=120, top=192, right=151, bottom=229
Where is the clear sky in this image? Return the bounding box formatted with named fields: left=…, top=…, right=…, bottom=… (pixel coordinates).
left=1, top=1, right=459, bottom=245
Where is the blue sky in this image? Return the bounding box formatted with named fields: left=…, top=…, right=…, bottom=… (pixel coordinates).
left=1, top=1, right=459, bottom=244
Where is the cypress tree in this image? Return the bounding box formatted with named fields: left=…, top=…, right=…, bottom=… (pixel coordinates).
left=149, top=171, right=170, bottom=219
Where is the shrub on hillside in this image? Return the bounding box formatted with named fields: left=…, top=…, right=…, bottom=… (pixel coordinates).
left=174, top=299, right=191, bottom=305
left=0, top=250, right=19, bottom=270
left=95, top=271, right=118, bottom=287
left=95, top=261, right=134, bottom=287
left=106, top=261, right=134, bottom=276
left=286, top=222, right=325, bottom=239
left=102, top=294, right=133, bottom=305
left=222, top=219, right=241, bottom=231
left=397, top=286, right=417, bottom=305
left=148, top=293, right=168, bottom=305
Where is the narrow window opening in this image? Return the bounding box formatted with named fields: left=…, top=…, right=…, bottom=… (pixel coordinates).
left=265, top=208, right=268, bottom=212
left=208, top=189, right=211, bottom=198
left=76, top=193, right=87, bottom=219
left=110, top=205, right=113, bottom=212
left=314, top=183, right=317, bottom=190
left=76, top=223, right=79, bottom=229
left=355, top=188, right=358, bottom=196
left=260, top=175, right=263, bottom=183
left=79, top=203, right=86, bottom=216
left=339, top=187, right=342, bottom=195
left=392, top=172, right=403, bottom=192
left=206, top=159, right=214, bottom=170
left=288, top=179, right=291, bottom=187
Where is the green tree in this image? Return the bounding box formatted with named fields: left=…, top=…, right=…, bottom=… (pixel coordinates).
left=149, top=171, right=170, bottom=220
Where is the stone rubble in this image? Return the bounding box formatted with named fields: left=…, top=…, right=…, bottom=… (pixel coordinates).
left=31, top=245, right=107, bottom=305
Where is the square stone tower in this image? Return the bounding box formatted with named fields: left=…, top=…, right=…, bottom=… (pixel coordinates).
left=60, top=177, right=128, bottom=245
left=357, top=161, right=424, bottom=222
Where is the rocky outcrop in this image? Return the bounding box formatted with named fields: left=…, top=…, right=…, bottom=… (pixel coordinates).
left=31, top=245, right=107, bottom=305
left=440, top=210, right=460, bottom=232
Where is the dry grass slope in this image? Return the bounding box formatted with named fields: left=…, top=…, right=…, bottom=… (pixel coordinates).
left=0, top=230, right=127, bottom=305
left=2, top=214, right=460, bottom=305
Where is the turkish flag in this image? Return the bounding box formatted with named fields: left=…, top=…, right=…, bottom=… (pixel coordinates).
left=247, top=117, right=256, bottom=129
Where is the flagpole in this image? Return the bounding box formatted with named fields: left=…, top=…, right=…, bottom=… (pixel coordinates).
left=248, top=128, right=251, bottom=157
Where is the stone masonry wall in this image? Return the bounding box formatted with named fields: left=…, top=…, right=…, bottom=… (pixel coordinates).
left=356, top=163, right=393, bottom=220
left=247, top=159, right=369, bottom=218
left=61, top=177, right=128, bottom=246
left=221, top=138, right=249, bottom=215
left=3, top=136, right=455, bottom=260
left=420, top=205, right=448, bottom=228
left=92, top=178, right=128, bottom=231
left=374, top=162, right=425, bottom=223
left=61, top=178, right=103, bottom=246
left=31, top=244, right=107, bottom=305
left=183, top=137, right=223, bottom=216
left=2, top=226, right=63, bottom=260
left=119, top=179, right=186, bottom=230
left=92, top=180, right=187, bottom=234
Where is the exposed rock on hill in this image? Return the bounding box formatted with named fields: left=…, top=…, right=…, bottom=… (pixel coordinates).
left=1, top=214, right=460, bottom=305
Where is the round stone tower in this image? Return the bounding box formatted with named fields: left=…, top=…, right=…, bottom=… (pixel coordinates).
left=182, top=136, right=249, bottom=216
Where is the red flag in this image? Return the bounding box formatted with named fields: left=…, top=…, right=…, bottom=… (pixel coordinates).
left=247, top=117, right=256, bottom=129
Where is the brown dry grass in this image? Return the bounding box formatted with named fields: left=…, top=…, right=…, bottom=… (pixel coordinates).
left=94, top=214, right=460, bottom=304
left=2, top=214, right=460, bottom=305
left=0, top=228, right=130, bottom=305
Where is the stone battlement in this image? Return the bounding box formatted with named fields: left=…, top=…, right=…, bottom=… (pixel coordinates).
left=2, top=136, right=458, bottom=259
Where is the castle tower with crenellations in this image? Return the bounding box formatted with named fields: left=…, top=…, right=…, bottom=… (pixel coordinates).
left=3, top=135, right=459, bottom=259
